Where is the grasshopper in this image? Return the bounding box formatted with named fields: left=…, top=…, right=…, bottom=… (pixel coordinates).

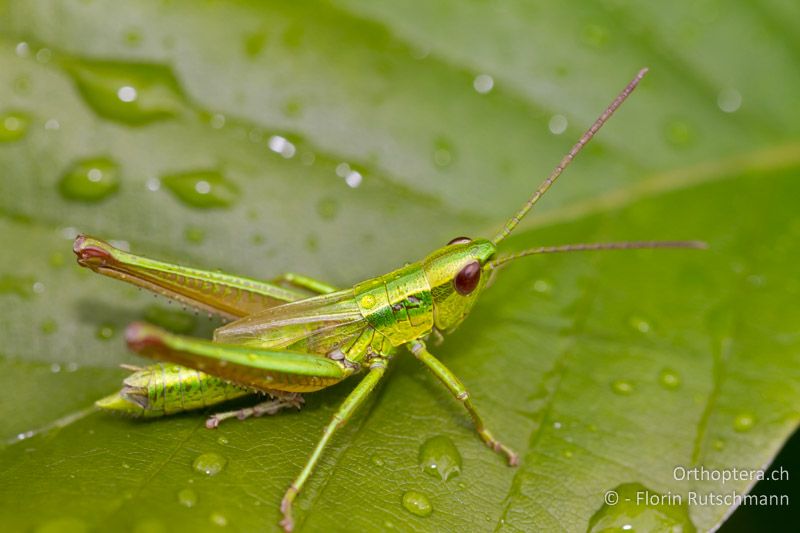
left=74, top=68, right=704, bottom=531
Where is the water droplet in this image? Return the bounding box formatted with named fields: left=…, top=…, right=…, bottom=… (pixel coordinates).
left=144, top=305, right=196, bottom=334
left=217, top=436, right=229, bottom=445
left=663, top=119, right=696, bottom=148
left=35, top=48, right=52, bottom=63
left=0, top=111, right=30, bottom=142
left=58, top=157, right=120, bottom=203
left=473, top=73, right=494, bottom=94
left=244, top=31, right=268, bottom=58
left=45, top=118, right=60, bottom=131
left=267, top=135, right=296, bottom=158
left=562, top=449, right=574, bottom=459
left=209, top=113, right=226, bottom=129
left=402, top=491, right=433, bottom=517
left=184, top=226, right=206, bottom=244
left=419, top=435, right=462, bottom=481
left=15, top=41, right=30, bottom=58
left=316, top=197, right=339, bottom=220
left=581, top=24, right=610, bottom=49
left=50, top=362, right=62, bottom=373
left=628, top=316, right=651, bottom=333
left=717, top=88, right=742, bottom=113
left=66, top=59, right=185, bottom=125
left=209, top=512, right=227, bottom=527
left=41, top=319, right=58, bottom=335
left=193, top=452, right=227, bottom=476
left=433, top=138, right=455, bottom=168
left=96, top=324, right=116, bottom=340
left=533, top=279, right=552, bottom=294
left=370, top=454, right=385, bottom=467
left=712, top=438, right=725, bottom=451
left=177, top=488, right=198, bottom=508
left=733, top=412, right=755, bottom=432
left=548, top=114, right=568, bottom=135
left=611, top=380, right=635, bottom=396
left=552, top=421, right=563, bottom=430
left=589, top=482, right=695, bottom=533
left=161, top=171, right=239, bottom=209
left=658, top=368, right=681, bottom=390
left=66, top=362, right=79, bottom=372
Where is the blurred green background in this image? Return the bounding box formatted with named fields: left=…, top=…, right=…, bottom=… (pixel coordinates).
left=0, top=1, right=797, bottom=531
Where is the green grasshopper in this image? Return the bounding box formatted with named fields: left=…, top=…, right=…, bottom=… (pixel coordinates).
left=75, top=68, right=704, bottom=531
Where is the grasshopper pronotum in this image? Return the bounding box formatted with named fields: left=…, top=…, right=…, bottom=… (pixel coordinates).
left=75, top=68, right=704, bottom=530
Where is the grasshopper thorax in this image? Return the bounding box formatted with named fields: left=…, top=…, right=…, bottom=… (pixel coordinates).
left=422, top=237, right=496, bottom=333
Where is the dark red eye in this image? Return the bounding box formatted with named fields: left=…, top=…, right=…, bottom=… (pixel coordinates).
left=454, top=261, right=481, bottom=295
left=447, top=236, right=472, bottom=245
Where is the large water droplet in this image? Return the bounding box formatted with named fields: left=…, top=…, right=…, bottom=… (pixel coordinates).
left=66, top=59, right=185, bottom=125
left=192, top=452, right=227, bottom=476
left=548, top=114, right=568, bottom=135
left=589, top=482, right=696, bottom=532
left=144, top=305, right=196, bottom=334
left=402, top=491, right=433, bottom=517
left=58, top=157, right=120, bottom=203
left=0, top=110, right=30, bottom=142
left=473, top=74, right=494, bottom=94
left=161, top=171, right=239, bottom=209
left=419, top=435, right=462, bottom=481
left=733, top=412, right=755, bottom=432
left=177, top=488, right=198, bottom=508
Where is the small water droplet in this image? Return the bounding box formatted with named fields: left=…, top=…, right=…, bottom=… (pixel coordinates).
left=96, top=324, right=116, bottom=340
left=66, top=59, right=185, bottom=125
left=717, top=88, right=742, bottom=113
left=628, top=316, right=651, bottom=333
left=533, top=279, right=552, bottom=294
left=35, top=48, right=52, bottom=63
left=144, top=305, right=196, bottom=334
left=581, top=24, right=610, bottom=49
left=41, top=319, right=58, bottom=335
left=432, top=138, right=455, bottom=168
left=66, top=362, right=79, bottom=372
left=50, top=362, right=62, bottom=373
left=663, top=119, right=696, bottom=148
left=0, top=110, right=30, bottom=142
left=161, top=171, right=239, bottom=209
left=209, top=113, right=226, bottom=129
left=552, top=421, right=562, bottom=429
left=658, top=368, right=681, bottom=390
left=44, top=118, right=60, bottom=131
left=548, top=114, right=568, bottom=135
left=267, top=135, right=296, bottom=158
left=611, top=380, right=635, bottom=396
left=712, top=438, right=725, bottom=451
left=210, top=512, right=227, bottom=527
left=59, top=157, right=120, bottom=203
left=419, top=435, right=462, bottom=481
left=562, top=449, right=574, bottom=459
left=184, top=226, right=206, bottom=244
left=217, top=436, right=229, bottom=445
left=193, top=452, right=227, bottom=476
left=15, top=41, right=30, bottom=58
left=473, top=73, right=494, bottom=94
left=402, top=491, right=433, bottom=517
left=316, top=197, right=339, bottom=220
left=733, top=412, right=755, bottom=432
left=177, top=488, right=198, bottom=508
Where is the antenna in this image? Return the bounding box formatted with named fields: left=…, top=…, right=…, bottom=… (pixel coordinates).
left=489, top=240, right=708, bottom=270
left=492, top=68, right=649, bottom=244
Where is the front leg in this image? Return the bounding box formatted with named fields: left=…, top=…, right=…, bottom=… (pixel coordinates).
left=408, top=340, right=519, bottom=466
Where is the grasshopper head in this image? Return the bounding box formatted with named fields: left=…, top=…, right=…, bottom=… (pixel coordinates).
left=423, top=237, right=496, bottom=332
left=95, top=366, right=161, bottom=418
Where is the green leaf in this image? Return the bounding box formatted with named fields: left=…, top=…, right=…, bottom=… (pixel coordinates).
left=1, top=1, right=798, bottom=531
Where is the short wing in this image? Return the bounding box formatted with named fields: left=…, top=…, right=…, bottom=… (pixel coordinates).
left=213, top=288, right=370, bottom=355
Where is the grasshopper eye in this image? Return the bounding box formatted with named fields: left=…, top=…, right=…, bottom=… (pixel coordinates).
left=454, top=261, right=481, bottom=295
left=448, top=236, right=471, bottom=245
